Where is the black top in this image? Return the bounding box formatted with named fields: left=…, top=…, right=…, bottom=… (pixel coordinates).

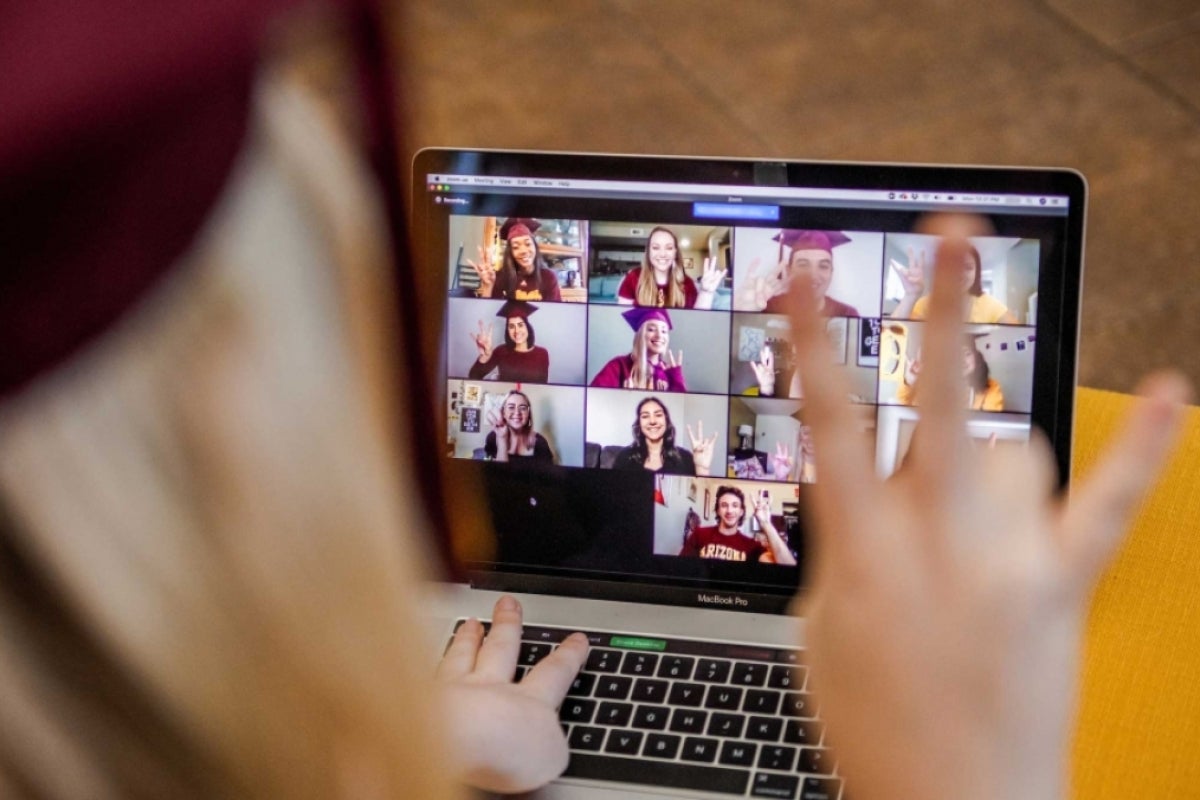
left=611, top=445, right=696, bottom=476
left=485, top=432, right=553, bottom=462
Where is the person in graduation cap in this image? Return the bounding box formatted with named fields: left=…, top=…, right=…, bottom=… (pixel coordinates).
left=467, top=299, right=550, bottom=383
left=616, top=226, right=725, bottom=309
left=590, top=308, right=686, bottom=391
left=736, top=229, right=861, bottom=316
left=465, top=217, right=563, bottom=303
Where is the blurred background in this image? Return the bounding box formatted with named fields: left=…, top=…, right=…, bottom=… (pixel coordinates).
left=398, top=0, right=1200, bottom=394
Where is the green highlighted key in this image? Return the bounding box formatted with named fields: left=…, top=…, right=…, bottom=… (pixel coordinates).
left=610, top=636, right=667, bottom=651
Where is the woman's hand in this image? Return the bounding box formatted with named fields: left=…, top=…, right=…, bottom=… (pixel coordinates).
left=436, top=595, right=589, bottom=793
left=486, top=408, right=509, bottom=461
left=788, top=214, right=1190, bottom=800
left=697, top=256, right=727, bottom=296
left=465, top=245, right=497, bottom=297
left=687, top=420, right=718, bottom=476
left=890, top=246, right=926, bottom=297
left=470, top=320, right=494, bottom=362
left=750, top=346, right=776, bottom=396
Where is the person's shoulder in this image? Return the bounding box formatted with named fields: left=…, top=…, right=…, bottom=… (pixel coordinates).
left=911, top=295, right=929, bottom=318
left=973, top=293, right=1009, bottom=320
left=825, top=297, right=859, bottom=317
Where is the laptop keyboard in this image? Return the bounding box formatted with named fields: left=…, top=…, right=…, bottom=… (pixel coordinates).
left=450, top=621, right=843, bottom=800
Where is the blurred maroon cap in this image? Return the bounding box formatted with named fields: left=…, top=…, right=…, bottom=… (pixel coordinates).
left=0, top=1, right=307, bottom=398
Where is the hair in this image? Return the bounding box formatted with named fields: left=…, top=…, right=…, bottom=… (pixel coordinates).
left=625, top=322, right=664, bottom=391
left=635, top=227, right=688, bottom=308
left=0, top=55, right=463, bottom=799
left=500, top=390, right=537, bottom=451
left=966, top=244, right=984, bottom=297
left=499, top=235, right=549, bottom=292
left=965, top=341, right=991, bottom=392
left=715, top=485, right=747, bottom=529
left=502, top=316, right=535, bottom=349
left=629, top=396, right=685, bottom=470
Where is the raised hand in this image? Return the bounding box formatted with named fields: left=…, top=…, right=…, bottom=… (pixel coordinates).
left=735, top=256, right=788, bottom=311
left=750, top=346, right=776, bottom=396
left=753, top=490, right=773, bottom=528
left=437, top=595, right=589, bottom=793
left=664, top=350, right=684, bottom=371
left=687, top=420, right=719, bottom=476
left=890, top=246, right=926, bottom=298
left=470, top=319, right=494, bottom=362
left=698, top=256, right=727, bottom=294
left=788, top=213, right=1190, bottom=800
left=465, top=245, right=497, bottom=297
left=771, top=441, right=793, bottom=481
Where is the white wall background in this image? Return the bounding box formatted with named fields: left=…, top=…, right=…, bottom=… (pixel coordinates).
left=446, top=297, right=588, bottom=385
left=584, top=388, right=729, bottom=465
left=731, top=227, right=884, bottom=316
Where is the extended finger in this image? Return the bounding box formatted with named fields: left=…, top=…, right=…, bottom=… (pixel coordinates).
left=686, top=423, right=698, bottom=446
left=436, top=618, right=484, bottom=680
left=473, top=595, right=525, bottom=682
left=907, top=215, right=987, bottom=486
left=1058, top=370, right=1192, bottom=589
left=788, top=279, right=875, bottom=512
left=517, top=633, right=590, bottom=706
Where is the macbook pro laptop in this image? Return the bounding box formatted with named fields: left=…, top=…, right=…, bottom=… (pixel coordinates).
left=411, top=149, right=1086, bottom=799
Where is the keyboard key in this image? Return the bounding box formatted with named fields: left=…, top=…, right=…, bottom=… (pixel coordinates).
left=695, top=658, right=732, bottom=683
left=632, top=705, right=669, bottom=731
left=681, top=736, right=720, bottom=763
left=519, top=642, right=551, bottom=666
left=706, top=712, right=746, bottom=738
left=667, top=682, right=705, bottom=707
left=644, top=733, right=682, bottom=759
left=669, top=708, right=708, bottom=734
left=752, top=771, right=800, bottom=798
left=783, top=692, right=817, bottom=718
left=604, top=729, right=644, bottom=756
left=595, top=676, right=633, bottom=700
left=559, top=698, right=596, bottom=724
left=586, top=648, right=621, bottom=673
left=783, top=719, right=822, bottom=747
left=705, top=686, right=744, bottom=710
left=620, top=652, right=660, bottom=676
left=798, top=747, right=835, bottom=776
left=657, top=655, right=696, bottom=680
left=719, top=740, right=758, bottom=767
left=596, top=701, right=634, bottom=727
left=746, top=716, right=784, bottom=742
left=757, top=745, right=797, bottom=771
left=513, top=666, right=527, bottom=682
left=732, top=662, right=769, bottom=686
left=800, top=776, right=842, bottom=800
left=563, top=754, right=749, bottom=795
left=568, top=726, right=605, bottom=751
left=768, top=664, right=804, bottom=690
left=631, top=678, right=668, bottom=704
left=567, top=672, right=596, bottom=697
left=744, top=689, right=782, bottom=715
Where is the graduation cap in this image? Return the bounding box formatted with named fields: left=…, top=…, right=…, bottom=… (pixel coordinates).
left=622, top=307, right=673, bottom=331
left=499, top=218, right=541, bottom=241
left=495, top=299, right=538, bottom=320
left=773, top=230, right=851, bottom=262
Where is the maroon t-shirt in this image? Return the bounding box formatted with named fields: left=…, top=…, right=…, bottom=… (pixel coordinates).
left=617, top=270, right=699, bottom=308
left=679, top=526, right=765, bottom=562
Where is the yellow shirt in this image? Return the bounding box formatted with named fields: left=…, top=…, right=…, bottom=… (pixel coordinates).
left=911, top=293, right=1015, bottom=324
left=896, top=378, right=1004, bottom=411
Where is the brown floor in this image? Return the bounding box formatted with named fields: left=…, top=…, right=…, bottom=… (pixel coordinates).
left=397, top=0, right=1200, bottom=394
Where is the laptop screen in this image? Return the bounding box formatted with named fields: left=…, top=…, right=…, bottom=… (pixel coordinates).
left=411, top=150, right=1085, bottom=613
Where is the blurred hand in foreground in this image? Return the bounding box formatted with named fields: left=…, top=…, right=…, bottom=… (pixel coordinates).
left=435, top=595, right=588, bottom=793
left=789, top=214, right=1190, bottom=800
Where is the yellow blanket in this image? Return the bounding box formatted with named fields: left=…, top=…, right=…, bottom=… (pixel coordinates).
left=1073, top=387, right=1200, bottom=798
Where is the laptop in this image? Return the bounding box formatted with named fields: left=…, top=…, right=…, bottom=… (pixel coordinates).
left=411, top=149, right=1086, bottom=799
